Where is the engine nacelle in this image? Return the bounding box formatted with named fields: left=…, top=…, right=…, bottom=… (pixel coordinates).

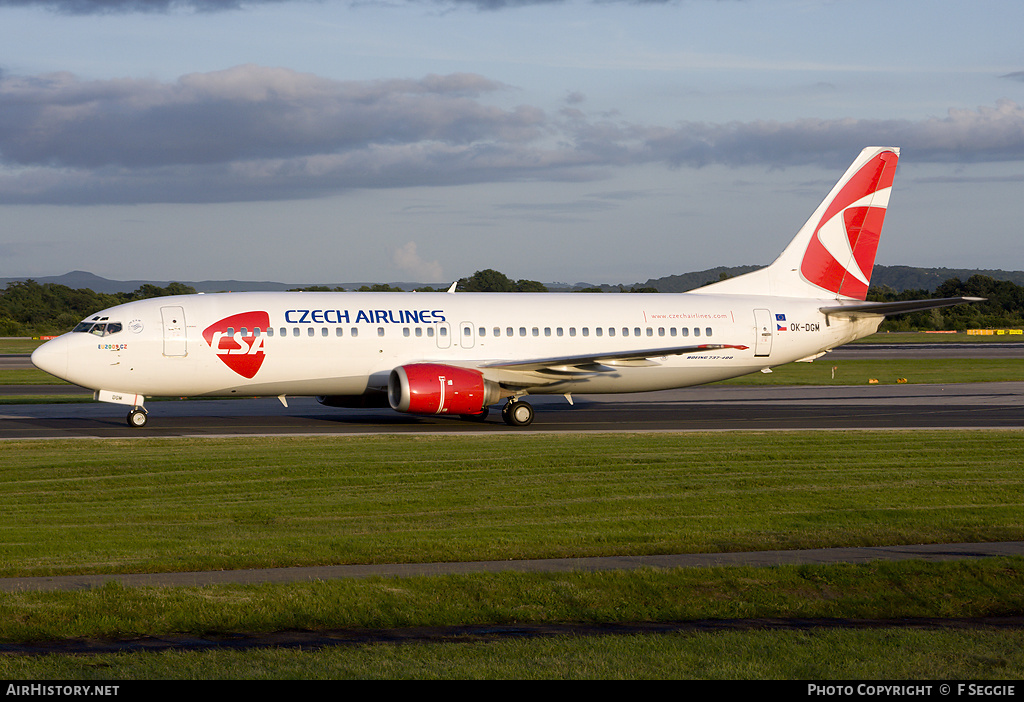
left=389, top=363, right=501, bottom=416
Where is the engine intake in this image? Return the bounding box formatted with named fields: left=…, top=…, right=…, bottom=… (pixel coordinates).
left=389, top=363, right=501, bottom=416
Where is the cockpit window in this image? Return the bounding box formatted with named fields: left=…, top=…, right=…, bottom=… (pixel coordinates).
left=72, top=320, right=123, bottom=337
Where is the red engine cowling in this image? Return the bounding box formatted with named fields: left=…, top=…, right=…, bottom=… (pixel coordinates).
left=389, top=363, right=500, bottom=416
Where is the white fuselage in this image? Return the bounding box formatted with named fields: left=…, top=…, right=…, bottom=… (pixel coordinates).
left=33, top=290, right=881, bottom=401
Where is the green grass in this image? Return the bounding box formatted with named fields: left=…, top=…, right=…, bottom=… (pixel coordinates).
left=0, top=559, right=1023, bottom=678
left=3, top=431, right=1024, bottom=678
left=855, top=332, right=1024, bottom=343
left=2, top=626, right=1021, bottom=680
left=3, top=558, right=1024, bottom=641
left=718, top=358, right=1024, bottom=385
left=0, top=369, right=71, bottom=385
left=0, top=339, right=44, bottom=354
left=3, top=432, right=1023, bottom=579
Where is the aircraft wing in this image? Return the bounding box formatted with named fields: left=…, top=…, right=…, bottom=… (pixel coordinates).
left=480, top=343, right=750, bottom=373
left=819, top=296, right=984, bottom=319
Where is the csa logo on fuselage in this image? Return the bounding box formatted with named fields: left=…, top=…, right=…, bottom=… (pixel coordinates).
left=202, top=311, right=270, bottom=379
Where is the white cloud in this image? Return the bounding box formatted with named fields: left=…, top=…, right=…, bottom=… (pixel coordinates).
left=392, top=241, right=443, bottom=282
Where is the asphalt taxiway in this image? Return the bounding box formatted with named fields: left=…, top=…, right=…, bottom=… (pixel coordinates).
left=2, top=381, right=1023, bottom=439
left=4, top=541, right=1023, bottom=593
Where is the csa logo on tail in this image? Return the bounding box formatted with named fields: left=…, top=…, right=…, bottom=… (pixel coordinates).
left=800, top=150, right=899, bottom=300
left=202, top=312, right=270, bottom=379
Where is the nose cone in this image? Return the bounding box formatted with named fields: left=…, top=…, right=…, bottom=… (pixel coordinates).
left=31, top=335, right=70, bottom=381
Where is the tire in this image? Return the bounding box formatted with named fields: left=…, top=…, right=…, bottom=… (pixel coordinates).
left=127, top=408, right=148, bottom=428
left=503, top=400, right=534, bottom=427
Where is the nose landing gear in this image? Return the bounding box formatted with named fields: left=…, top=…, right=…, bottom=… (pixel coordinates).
left=127, top=406, right=148, bottom=428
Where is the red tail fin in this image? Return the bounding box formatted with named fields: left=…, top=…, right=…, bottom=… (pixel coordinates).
left=799, top=149, right=899, bottom=299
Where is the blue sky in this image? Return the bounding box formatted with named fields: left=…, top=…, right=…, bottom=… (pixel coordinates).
left=1, top=0, right=1023, bottom=286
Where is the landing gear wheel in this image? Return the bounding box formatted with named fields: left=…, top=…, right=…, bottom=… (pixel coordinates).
left=127, top=407, right=148, bottom=428
left=502, top=400, right=534, bottom=427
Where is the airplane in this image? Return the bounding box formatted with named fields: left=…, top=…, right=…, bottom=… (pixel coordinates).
left=32, top=146, right=981, bottom=428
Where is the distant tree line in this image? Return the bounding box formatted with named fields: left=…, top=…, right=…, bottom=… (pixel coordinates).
left=871, top=275, right=1024, bottom=332
left=0, top=280, right=196, bottom=337
left=3, top=271, right=1023, bottom=337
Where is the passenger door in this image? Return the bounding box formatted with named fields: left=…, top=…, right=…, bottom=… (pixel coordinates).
left=161, top=306, right=187, bottom=357
left=753, top=308, right=773, bottom=357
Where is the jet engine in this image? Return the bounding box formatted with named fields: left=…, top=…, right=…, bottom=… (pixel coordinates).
left=388, top=363, right=501, bottom=416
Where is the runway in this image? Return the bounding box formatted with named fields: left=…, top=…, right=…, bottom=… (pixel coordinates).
left=2, top=381, right=1023, bottom=439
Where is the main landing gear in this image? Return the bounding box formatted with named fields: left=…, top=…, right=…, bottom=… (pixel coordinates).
left=127, top=406, right=148, bottom=428
left=501, top=398, right=534, bottom=427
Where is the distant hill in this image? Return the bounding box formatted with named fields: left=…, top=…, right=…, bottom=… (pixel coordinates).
left=0, top=271, right=449, bottom=295
left=4, top=265, right=1024, bottom=295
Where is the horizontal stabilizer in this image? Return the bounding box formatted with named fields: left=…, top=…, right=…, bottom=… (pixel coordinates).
left=819, top=297, right=984, bottom=318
